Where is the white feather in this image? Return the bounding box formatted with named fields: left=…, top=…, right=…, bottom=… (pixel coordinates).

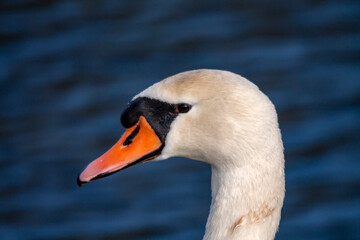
left=135, top=69, right=285, bottom=240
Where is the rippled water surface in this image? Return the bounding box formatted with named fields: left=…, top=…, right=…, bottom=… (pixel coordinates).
left=1, top=0, right=359, bottom=239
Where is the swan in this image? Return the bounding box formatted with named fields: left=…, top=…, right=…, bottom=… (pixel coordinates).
left=78, top=69, right=285, bottom=240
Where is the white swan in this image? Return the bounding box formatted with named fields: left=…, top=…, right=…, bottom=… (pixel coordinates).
left=78, top=69, right=285, bottom=240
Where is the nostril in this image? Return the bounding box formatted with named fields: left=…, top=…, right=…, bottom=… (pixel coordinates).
left=123, top=126, right=140, bottom=146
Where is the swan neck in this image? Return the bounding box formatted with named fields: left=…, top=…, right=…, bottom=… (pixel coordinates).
left=203, top=162, right=284, bottom=240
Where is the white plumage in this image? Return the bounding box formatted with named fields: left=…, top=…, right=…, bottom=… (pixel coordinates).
left=135, top=69, right=285, bottom=240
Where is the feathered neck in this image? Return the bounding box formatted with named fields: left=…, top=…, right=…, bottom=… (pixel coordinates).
left=203, top=146, right=285, bottom=240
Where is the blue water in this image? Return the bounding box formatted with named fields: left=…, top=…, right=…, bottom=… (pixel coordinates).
left=0, top=0, right=359, bottom=239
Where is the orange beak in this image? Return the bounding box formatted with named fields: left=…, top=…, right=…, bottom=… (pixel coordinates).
left=78, top=116, right=163, bottom=186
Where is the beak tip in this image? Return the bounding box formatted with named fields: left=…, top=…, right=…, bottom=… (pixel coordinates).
left=77, top=174, right=86, bottom=187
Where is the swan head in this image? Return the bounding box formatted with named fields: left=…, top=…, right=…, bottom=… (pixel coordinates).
left=78, top=69, right=282, bottom=185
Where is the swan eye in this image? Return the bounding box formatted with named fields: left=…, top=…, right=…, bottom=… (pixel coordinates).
left=175, top=103, right=192, bottom=113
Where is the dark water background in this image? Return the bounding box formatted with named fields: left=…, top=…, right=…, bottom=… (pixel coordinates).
left=1, top=0, right=359, bottom=239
